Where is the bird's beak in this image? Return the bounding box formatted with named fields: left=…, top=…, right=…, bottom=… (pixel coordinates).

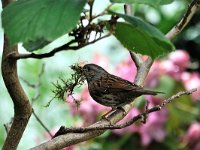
left=82, top=68, right=87, bottom=76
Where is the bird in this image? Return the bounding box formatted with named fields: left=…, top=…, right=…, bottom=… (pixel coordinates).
left=82, top=63, right=162, bottom=108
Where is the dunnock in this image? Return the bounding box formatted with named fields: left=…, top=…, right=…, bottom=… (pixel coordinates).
left=83, top=64, right=162, bottom=108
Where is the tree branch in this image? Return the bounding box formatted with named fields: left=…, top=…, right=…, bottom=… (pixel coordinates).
left=1, top=1, right=32, bottom=150
left=11, top=33, right=110, bottom=60
left=12, top=40, right=76, bottom=59
left=2, top=33, right=33, bottom=150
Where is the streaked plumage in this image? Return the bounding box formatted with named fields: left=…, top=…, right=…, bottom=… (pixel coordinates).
left=83, top=64, right=161, bottom=108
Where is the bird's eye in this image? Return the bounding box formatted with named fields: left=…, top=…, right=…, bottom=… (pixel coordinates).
left=87, top=67, right=91, bottom=72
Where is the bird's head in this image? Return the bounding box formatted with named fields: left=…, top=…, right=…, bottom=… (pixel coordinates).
left=82, top=64, right=107, bottom=82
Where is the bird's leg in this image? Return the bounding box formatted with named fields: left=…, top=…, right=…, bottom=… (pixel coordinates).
left=102, top=107, right=120, bottom=118
left=116, top=107, right=126, bottom=116
left=101, top=107, right=126, bottom=125
left=101, top=109, right=114, bottom=125
left=101, top=107, right=119, bottom=125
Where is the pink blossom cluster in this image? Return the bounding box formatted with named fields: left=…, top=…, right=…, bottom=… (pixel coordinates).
left=156, top=50, right=199, bottom=101
left=66, top=50, right=200, bottom=147
left=146, top=50, right=199, bottom=101
left=182, top=122, right=200, bottom=150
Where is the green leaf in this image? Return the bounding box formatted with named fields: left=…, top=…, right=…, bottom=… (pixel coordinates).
left=23, top=38, right=51, bottom=52
left=110, top=0, right=173, bottom=7
left=2, top=0, right=87, bottom=51
left=109, top=12, right=175, bottom=59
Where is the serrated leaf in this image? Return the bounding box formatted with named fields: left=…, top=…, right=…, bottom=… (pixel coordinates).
left=2, top=0, right=87, bottom=51
left=110, top=0, right=173, bottom=7
left=109, top=12, right=175, bottom=59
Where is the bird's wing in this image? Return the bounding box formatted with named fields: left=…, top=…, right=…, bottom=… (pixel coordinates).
left=99, top=74, right=140, bottom=93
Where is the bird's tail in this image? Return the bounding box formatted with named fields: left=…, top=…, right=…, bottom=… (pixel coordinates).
left=139, top=89, right=164, bottom=95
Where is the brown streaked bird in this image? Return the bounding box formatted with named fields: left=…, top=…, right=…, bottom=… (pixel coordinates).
left=82, top=64, right=162, bottom=108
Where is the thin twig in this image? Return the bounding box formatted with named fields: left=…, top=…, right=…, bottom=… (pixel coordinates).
left=32, top=110, right=53, bottom=138
left=11, top=40, right=77, bottom=60
left=68, top=33, right=111, bottom=49
left=31, top=63, right=45, bottom=103
left=88, top=0, right=94, bottom=23
left=19, top=64, right=53, bottom=137
left=53, top=88, right=197, bottom=136
left=20, top=63, right=45, bottom=103
left=12, top=33, right=110, bottom=60
left=20, top=77, right=36, bottom=88
left=129, top=52, right=143, bottom=68
left=166, top=0, right=200, bottom=40
left=3, top=118, right=13, bottom=135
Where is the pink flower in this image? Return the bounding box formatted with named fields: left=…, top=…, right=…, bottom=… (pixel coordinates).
left=183, top=122, right=200, bottom=150
left=159, top=50, right=190, bottom=80
left=145, top=95, right=164, bottom=106
left=159, top=60, right=181, bottom=80
left=194, top=142, right=200, bottom=150
left=137, top=109, right=167, bottom=146
left=181, top=72, right=200, bottom=101
left=67, top=94, right=81, bottom=116
left=169, top=50, right=190, bottom=70
left=113, top=55, right=136, bottom=82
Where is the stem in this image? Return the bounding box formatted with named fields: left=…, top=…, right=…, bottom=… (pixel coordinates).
left=1, top=35, right=32, bottom=150
left=166, top=0, right=200, bottom=40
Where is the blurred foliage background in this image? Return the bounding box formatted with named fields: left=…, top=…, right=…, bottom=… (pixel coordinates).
left=0, top=0, right=200, bottom=149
